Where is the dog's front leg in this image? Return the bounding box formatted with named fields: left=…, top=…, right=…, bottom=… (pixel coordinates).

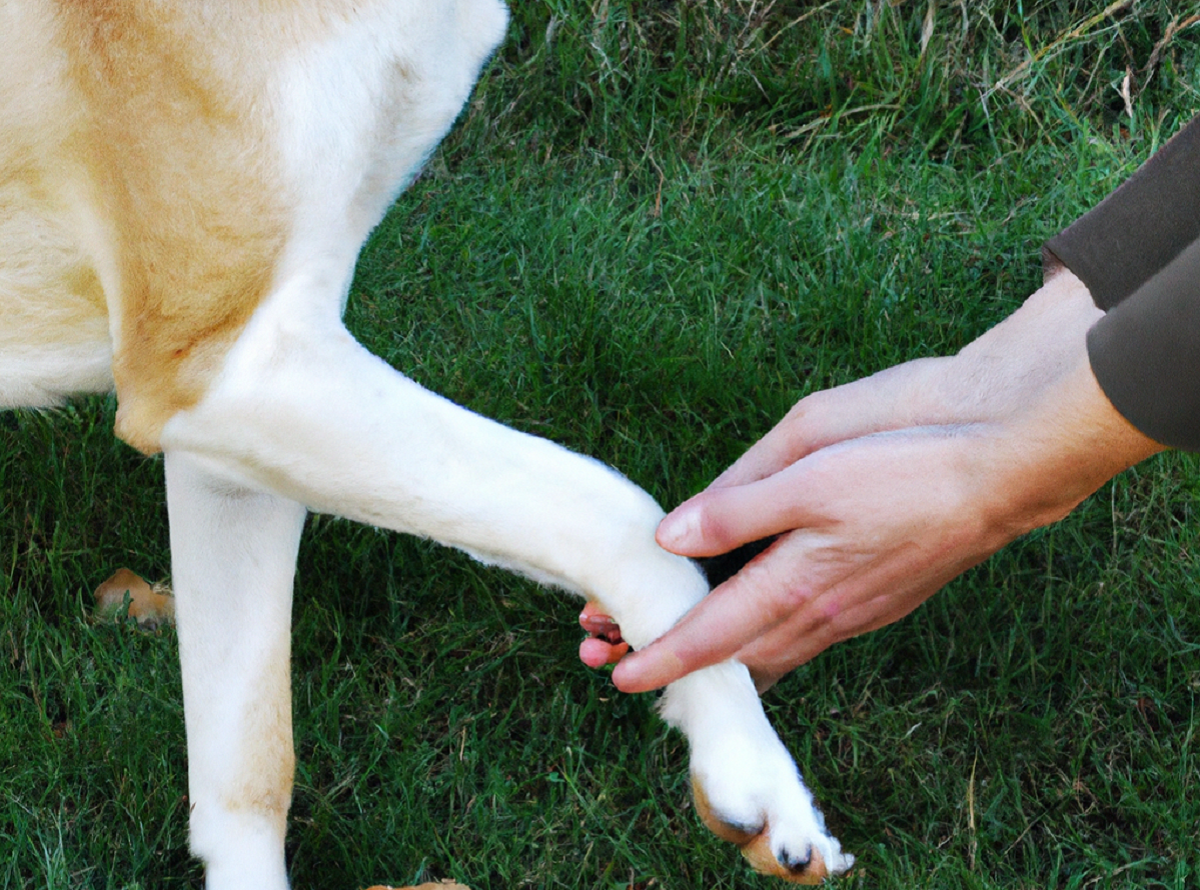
left=160, top=286, right=704, bottom=653
left=161, top=281, right=851, bottom=883
left=165, top=450, right=307, bottom=890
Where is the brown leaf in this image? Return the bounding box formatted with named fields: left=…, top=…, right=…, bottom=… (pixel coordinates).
left=94, top=568, right=175, bottom=628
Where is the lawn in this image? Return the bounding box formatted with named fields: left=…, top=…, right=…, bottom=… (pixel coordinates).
left=2, top=1, right=1199, bottom=888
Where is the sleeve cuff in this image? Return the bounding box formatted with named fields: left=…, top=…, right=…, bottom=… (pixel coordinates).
left=1044, top=116, right=1200, bottom=450
left=1044, top=116, right=1200, bottom=310
left=1086, top=236, right=1200, bottom=450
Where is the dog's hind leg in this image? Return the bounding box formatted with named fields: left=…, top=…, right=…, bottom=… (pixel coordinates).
left=165, top=450, right=307, bottom=890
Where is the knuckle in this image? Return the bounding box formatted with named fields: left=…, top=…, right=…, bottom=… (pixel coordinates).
left=689, top=495, right=743, bottom=554
left=737, top=556, right=816, bottom=624
left=775, top=583, right=819, bottom=619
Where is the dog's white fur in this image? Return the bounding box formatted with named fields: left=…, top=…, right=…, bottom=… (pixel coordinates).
left=1, top=2, right=851, bottom=886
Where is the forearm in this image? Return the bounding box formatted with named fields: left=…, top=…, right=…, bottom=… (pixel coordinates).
left=970, top=285, right=1163, bottom=528
left=937, top=269, right=1164, bottom=530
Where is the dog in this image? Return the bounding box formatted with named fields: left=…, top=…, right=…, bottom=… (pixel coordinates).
left=0, top=2, right=852, bottom=886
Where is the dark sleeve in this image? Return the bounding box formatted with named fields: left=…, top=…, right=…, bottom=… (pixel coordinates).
left=1042, top=116, right=1200, bottom=451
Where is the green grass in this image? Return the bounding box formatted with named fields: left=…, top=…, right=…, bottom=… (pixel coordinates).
left=3, top=1, right=1200, bottom=887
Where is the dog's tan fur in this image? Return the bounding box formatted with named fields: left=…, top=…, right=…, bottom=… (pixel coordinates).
left=3, top=2, right=306, bottom=452
left=0, top=5, right=112, bottom=401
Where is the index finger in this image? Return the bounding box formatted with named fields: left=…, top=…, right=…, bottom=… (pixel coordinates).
left=709, top=358, right=950, bottom=491
left=658, top=456, right=829, bottom=558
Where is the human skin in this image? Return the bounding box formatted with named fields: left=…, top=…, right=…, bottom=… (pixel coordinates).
left=579, top=269, right=1165, bottom=693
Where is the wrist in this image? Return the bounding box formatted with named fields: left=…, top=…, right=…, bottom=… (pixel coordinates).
left=977, top=337, right=1164, bottom=535
left=943, top=270, right=1163, bottom=534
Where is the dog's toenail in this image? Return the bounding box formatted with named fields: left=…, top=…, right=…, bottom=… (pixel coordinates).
left=779, top=844, right=813, bottom=873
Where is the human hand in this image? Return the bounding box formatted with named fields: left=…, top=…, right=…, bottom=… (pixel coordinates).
left=582, top=271, right=1164, bottom=692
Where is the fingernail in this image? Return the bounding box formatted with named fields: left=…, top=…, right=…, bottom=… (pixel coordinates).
left=657, top=505, right=699, bottom=550
left=610, top=654, right=642, bottom=690
left=580, top=612, right=615, bottom=632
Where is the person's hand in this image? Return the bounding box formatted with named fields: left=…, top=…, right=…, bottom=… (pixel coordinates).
left=581, top=270, right=1164, bottom=692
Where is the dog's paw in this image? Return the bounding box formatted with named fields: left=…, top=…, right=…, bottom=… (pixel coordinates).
left=691, top=765, right=852, bottom=884
left=689, top=734, right=853, bottom=884
left=663, top=666, right=852, bottom=884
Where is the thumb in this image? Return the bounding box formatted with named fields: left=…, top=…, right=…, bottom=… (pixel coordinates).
left=656, top=467, right=815, bottom=558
